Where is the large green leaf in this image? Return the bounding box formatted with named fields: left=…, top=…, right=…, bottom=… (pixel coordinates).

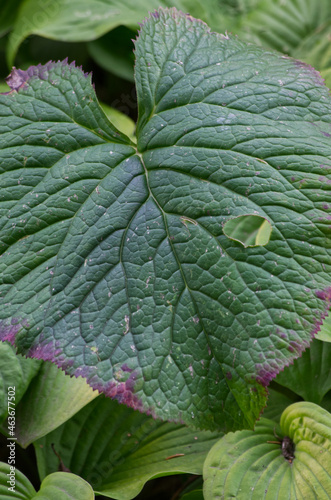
left=34, top=395, right=220, bottom=500
left=203, top=402, right=331, bottom=499
left=0, top=463, right=94, bottom=499
left=0, top=9, right=331, bottom=431
left=14, top=362, right=98, bottom=447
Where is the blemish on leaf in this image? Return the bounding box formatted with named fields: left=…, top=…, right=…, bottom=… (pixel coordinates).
left=101, top=371, right=145, bottom=412
left=0, top=320, right=22, bottom=345
left=28, top=341, right=63, bottom=362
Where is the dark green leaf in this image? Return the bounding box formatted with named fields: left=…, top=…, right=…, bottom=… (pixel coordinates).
left=0, top=9, right=331, bottom=431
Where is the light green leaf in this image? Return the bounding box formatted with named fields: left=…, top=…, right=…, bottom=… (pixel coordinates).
left=0, top=463, right=94, bottom=500
left=34, top=396, right=220, bottom=500
left=15, top=362, right=98, bottom=447
left=7, top=0, right=186, bottom=66
left=0, top=461, right=36, bottom=500
left=223, top=215, right=272, bottom=247
left=316, top=313, right=331, bottom=342
left=100, top=103, right=136, bottom=142
left=34, top=472, right=94, bottom=499
left=0, top=343, right=41, bottom=423
left=203, top=402, right=331, bottom=499
left=1, top=9, right=331, bottom=432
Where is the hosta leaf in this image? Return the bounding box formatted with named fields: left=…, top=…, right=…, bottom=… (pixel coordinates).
left=0, top=461, right=36, bottom=499
left=0, top=343, right=40, bottom=423
left=15, top=362, right=98, bottom=447
left=203, top=402, right=331, bottom=499
left=274, top=338, right=331, bottom=403
left=34, top=395, right=220, bottom=500
left=239, top=0, right=331, bottom=55
left=316, top=313, right=331, bottom=342
left=34, top=472, right=94, bottom=499
left=0, top=9, right=331, bottom=431
left=7, top=0, right=188, bottom=66
left=0, top=463, right=94, bottom=499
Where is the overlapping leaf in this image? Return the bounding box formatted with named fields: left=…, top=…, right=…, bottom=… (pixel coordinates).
left=0, top=343, right=40, bottom=423
left=0, top=9, right=330, bottom=431
left=15, top=362, right=98, bottom=447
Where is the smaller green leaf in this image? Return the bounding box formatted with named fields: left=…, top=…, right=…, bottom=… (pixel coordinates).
left=100, top=103, right=136, bottom=143
left=203, top=402, right=331, bottom=500
left=316, top=314, right=331, bottom=342
left=0, top=343, right=41, bottom=423
left=0, top=462, right=36, bottom=499
left=15, top=363, right=98, bottom=447
left=223, top=215, right=272, bottom=247
left=35, top=472, right=94, bottom=499
left=0, top=464, right=94, bottom=499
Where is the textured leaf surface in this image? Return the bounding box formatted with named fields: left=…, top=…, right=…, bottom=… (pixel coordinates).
left=0, top=461, right=36, bottom=499
left=238, top=0, right=331, bottom=56
left=34, top=396, right=220, bottom=500
left=15, top=362, right=98, bottom=447
left=0, top=9, right=331, bottom=431
left=203, top=402, right=331, bottom=500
